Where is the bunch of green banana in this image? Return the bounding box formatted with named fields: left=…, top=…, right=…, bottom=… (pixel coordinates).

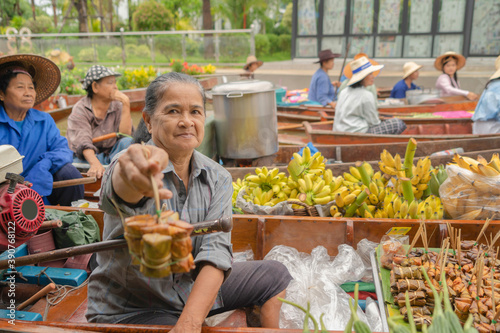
left=287, top=146, right=326, bottom=181
left=428, top=165, right=448, bottom=197
left=231, top=178, right=247, bottom=207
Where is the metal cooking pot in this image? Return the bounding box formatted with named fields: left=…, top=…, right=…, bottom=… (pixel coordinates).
left=211, top=80, right=278, bottom=159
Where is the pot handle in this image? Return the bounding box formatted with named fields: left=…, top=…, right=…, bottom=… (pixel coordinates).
left=226, top=92, right=244, bottom=99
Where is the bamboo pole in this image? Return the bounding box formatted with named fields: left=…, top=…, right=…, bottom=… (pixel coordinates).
left=38, top=220, right=63, bottom=231
left=52, top=177, right=97, bottom=189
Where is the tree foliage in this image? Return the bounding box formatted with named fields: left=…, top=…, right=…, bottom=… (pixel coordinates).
left=25, top=15, right=54, bottom=33
left=213, top=0, right=268, bottom=29
left=281, top=2, right=293, bottom=31
left=132, top=1, right=174, bottom=31
left=160, top=0, right=201, bottom=28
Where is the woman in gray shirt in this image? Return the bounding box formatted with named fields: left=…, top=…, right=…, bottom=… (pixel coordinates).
left=86, top=72, right=291, bottom=331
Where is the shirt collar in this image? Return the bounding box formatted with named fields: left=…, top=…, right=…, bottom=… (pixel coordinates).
left=0, top=105, right=43, bottom=123
left=81, top=96, right=119, bottom=114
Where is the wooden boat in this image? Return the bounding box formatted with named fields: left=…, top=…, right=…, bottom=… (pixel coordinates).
left=4, top=206, right=500, bottom=332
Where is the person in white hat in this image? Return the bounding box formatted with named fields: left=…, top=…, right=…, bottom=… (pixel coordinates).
left=471, top=55, right=500, bottom=134
left=435, top=51, right=478, bottom=100
left=333, top=56, right=406, bottom=134
left=389, top=62, right=423, bottom=99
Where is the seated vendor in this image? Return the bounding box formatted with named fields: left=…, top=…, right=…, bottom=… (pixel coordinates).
left=67, top=65, right=133, bottom=179
left=390, top=62, right=423, bottom=99
left=434, top=51, right=478, bottom=100
left=86, top=72, right=292, bottom=329
left=308, top=49, right=341, bottom=108
left=471, top=56, right=500, bottom=134
left=241, top=55, right=263, bottom=79
left=337, top=53, right=378, bottom=103
left=333, top=57, right=406, bottom=134
left=0, top=54, right=83, bottom=206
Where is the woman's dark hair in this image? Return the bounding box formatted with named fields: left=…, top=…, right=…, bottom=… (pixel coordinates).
left=0, top=70, right=36, bottom=107
left=350, top=80, right=363, bottom=89
left=86, top=83, right=94, bottom=98
left=143, top=72, right=205, bottom=117
left=133, top=118, right=151, bottom=143
left=441, top=56, right=459, bottom=88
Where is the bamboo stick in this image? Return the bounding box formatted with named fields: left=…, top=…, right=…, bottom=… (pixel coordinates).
left=407, top=223, right=423, bottom=256
left=52, top=177, right=97, bottom=189
left=38, top=220, right=63, bottom=231
left=476, top=218, right=491, bottom=244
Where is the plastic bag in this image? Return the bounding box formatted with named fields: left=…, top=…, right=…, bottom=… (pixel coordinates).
left=379, top=234, right=408, bottom=270
left=233, top=249, right=254, bottom=262
left=265, top=245, right=372, bottom=331
left=356, top=239, right=378, bottom=282
left=365, top=297, right=383, bottom=332
left=440, top=164, right=500, bottom=220
left=235, top=188, right=294, bottom=215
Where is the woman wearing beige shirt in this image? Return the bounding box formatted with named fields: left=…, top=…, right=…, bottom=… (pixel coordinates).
left=66, top=65, right=133, bottom=179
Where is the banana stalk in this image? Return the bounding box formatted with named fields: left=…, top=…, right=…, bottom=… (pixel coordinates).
left=344, top=189, right=369, bottom=217
left=400, top=177, right=415, bottom=204
left=356, top=161, right=371, bottom=187
left=404, top=138, right=417, bottom=179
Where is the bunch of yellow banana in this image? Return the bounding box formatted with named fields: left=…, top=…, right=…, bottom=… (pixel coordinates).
left=244, top=167, right=287, bottom=194
left=288, top=147, right=326, bottom=180
left=243, top=186, right=280, bottom=206
left=232, top=178, right=246, bottom=207
left=297, top=173, right=332, bottom=205
left=377, top=194, right=443, bottom=220
left=379, top=150, right=405, bottom=177
left=451, top=153, right=500, bottom=177
left=343, top=163, right=376, bottom=186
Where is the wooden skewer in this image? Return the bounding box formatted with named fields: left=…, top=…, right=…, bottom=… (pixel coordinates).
left=492, top=267, right=496, bottom=318
left=17, top=283, right=56, bottom=310
left=141, top=143, right=161, bottom=218
left=407, top=224, right=423, bottom=256
left=477, top=255, right=485, bottom=298
left=457, top=233, right=462, bottom=267
left=476, top=218, right=491, bottom=244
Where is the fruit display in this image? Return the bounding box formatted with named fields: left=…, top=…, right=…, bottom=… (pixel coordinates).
left=439, top=154, right=500, bottom=220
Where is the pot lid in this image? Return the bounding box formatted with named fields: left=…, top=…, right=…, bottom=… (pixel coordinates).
left=211, top=79, right=275, bottom=94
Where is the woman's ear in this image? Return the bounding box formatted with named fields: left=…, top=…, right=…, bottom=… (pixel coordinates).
left=91, top=81, right=99, bottom=95
left=143, top=112, right=153, bottom=133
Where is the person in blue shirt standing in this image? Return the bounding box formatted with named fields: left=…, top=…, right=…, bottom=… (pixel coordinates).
left=472, top=56, right=500, bottom=134
left=0, top=54, right=83, bottom=206
left=390, top=62, right=423, bottom=99
left=308, top=49, right=341, bottom=108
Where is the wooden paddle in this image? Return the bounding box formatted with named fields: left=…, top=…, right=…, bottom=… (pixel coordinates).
left=17, top=283, right=56, bottom=310
left=52, top=177, right=97, bottom=189
left=278, top=120, right=334, bottom=131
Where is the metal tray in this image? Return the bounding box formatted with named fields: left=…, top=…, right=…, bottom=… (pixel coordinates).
left=370, top=250, right=389, bottom=332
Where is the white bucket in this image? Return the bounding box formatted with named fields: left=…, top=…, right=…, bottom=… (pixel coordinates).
left=0, top=145, right=24, bottom=183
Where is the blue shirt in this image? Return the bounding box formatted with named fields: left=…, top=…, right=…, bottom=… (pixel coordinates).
left=0, top=106, right=73, bottom=199
left=472, top=80, right=500, bottom=122
left=390, top=79, right=419, bottom=99
left=308, top=68, right=336, bottom=106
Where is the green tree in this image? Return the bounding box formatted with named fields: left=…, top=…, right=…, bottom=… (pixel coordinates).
left=160, top=0, right=201, bottom=29
left=213, top=0, right=267, bottom=29
left=132, top=1, right=174, bottom=31
left=0, top=0, right=30, bottom=26
left=25, top=15, right=54, bottom=33
left=281, top=2, right=292, bottom=32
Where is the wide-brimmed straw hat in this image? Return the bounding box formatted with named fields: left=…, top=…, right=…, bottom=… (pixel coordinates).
left=434, top=51, right=466, bottom=71
left=82, top=65, right=121, bottom=90
left=0, top=54, right=60, bottom=106
left=314, top=49, right=341, bottom=63
left=490, top=55, right=500, bottom=81
left=244, top=55, right=263, bottom=70
left=344, top=53, right=381, bottom=78
left=347, top=56, right=384, bottom=86
left=402, top=61, right=423, bottom=79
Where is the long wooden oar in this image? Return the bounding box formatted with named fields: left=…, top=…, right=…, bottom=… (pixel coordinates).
left=52, top=176, right=97, bottom=189
left=0, top=217, right=232, bottom=270
left=278, top=120, right=334, bottom=131
left=92, top=132, right=133, bottom=143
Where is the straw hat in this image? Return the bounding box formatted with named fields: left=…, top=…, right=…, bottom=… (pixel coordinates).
left=244, top=55, right=263, bottom=70
left=402, top=62, right=423, bottom=79
left=347, top=56, right=384, bottom=86
left=0, top=54, right=61, bottom=106
left=434, top=51, right=466, bottom=71
left=344, top=53, right=381, bottom=79
left=314, top=49, right=341, bottom=63
left=490, top=55, right=500, bottom=81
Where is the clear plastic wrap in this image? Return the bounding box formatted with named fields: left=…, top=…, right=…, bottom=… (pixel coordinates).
left=265, top=245, right=373, bottom=331
left=365, top=297, right=383, bottom=332
left=379, top=234, right=409, bottom=270
left=235, top=189, right=294, bottom=215
left=233, top=249, right=254, bottom=262
left=356, top=239, right=378, bottom=282
left=440, top=164, right=500, bottom=220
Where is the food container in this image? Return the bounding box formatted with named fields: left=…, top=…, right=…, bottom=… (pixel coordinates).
left=211, top=80, right=278, bottom=159
left=406, top=89, right=442, bottom=105
left=0, top=145, right=24, bottom=183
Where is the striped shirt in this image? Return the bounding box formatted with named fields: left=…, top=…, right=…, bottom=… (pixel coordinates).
left=86, top=146, right=233, bottom=323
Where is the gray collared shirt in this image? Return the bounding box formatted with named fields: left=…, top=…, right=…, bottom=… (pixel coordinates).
left=86, top=148, right=233, bottom=323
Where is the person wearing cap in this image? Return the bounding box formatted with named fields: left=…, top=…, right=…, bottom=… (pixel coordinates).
left=333, top=57, right=406, bottom=134
left=390, top=62, right=423, bottom=99
left=337, top=53, right=379, bottom=103
left=308, top=49, right=341, bottom=108
left=241, top=55, right=263, bottom=79
left=0, top=54, right=84, bottom=206
left=434, top=51, right=478, bottom=100
left=66, top=65, right=133, bottom=179
left=471, top=56, right=500, bottom=134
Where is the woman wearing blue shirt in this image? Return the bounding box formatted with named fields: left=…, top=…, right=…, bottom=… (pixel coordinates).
left=472, top=56, right=500, bottom=134
left=308, top=49, right=341, bottom=108
left=390, top=62, right=422, bottom=99
left=0, top=54, right=83, bottom=206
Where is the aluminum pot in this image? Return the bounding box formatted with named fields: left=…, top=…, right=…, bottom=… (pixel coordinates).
left=211, top=80, right=278, bottom=159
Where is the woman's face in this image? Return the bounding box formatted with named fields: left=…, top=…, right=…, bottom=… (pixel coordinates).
left=443, top=59, right=457, bottom=76
left=145, top=83, right=205, bottom=154
left=0, top=73, right=36, bottom=113
left=361, top=73, right=375, bottom=87
left=409, top=71, right=419, bottom=80
left=323, top=58, right=334, bottom=70
left=248, top=62, right=259, bottom=72
left=92, top=76, right=118, bottom=99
